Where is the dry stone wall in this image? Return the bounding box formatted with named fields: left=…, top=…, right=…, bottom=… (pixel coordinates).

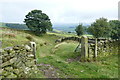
left=0, top=44, right=40, bottom=78
left=56, top=37, right=120, bottom=59
left=55, top=37, right=81, bottom=43
left=98, top=39, right=119, bottom=55
left=89, top=39, right=120, bottom=57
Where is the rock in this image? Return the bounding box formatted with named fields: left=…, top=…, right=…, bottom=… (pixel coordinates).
left=4, top=47, right=13, bottom=52
left=10, top=51, right=16, bottom=57
left=3, top=52, right=8, bottom=56
left=7, top=73, right=17, bottom=78
left=13, top=69, right=20, bottom=74
left=1, top=61, right=12, bottom=68
left=13, top=46, right=19, bottom=50
left=2, top=70, right=10, bottom=76
left=24, top=67, right=31, bottom=74
left=25, top=45, right=31, bottom=51
left=2, top=57, right=8, bottom=62
left=4, top=67, right=13, bottom=72
left=28, top=54, right=34, bottom=58
left=90, top=44, right=95, bottom=47
left=10, top=57, right=17, bottom=64
left=25, top=60, right=35, bottom=67
left=16, top=61, right=23, bottom=67
left=6, top=56, right=11, bottom=60
left=2, top=58, right=17, bottom=67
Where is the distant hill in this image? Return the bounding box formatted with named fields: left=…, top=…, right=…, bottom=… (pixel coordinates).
left=0, top=22, right=90, bottom=32
left=53, top=23, right=77, bottom=32
left=0, top=22, right=29, bottom=30
left=53, top=23, right=90, bottom=32
left=0, top=22, right=7, bottom=27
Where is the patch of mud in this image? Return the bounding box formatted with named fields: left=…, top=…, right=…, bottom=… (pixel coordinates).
left=66, top=57, right=80, bottom=63
left=37, top=63, right=59, bottom=78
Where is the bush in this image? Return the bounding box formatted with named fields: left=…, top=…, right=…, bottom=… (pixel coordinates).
left=26, top=35, right=34, bottom=41
left=75, top=24, right=84, bottom=36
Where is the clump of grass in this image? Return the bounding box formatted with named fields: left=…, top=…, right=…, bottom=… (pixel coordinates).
left=2, top=33, right=16, bottom=38
left=26, top=35, right=35, bottom=41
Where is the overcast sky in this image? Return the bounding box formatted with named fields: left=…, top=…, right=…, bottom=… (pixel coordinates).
left=0, top=0, right=119, bottom=24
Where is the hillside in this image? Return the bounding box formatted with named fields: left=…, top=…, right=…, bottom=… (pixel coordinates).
left=0, top=27, right=118, bottom=78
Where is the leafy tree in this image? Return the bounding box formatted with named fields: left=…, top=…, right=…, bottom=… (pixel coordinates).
left=75, top=24, right=84, bottom=36
left=24, top=9, right=52, bottom=34
left=87, top=18, right=110, bottom=38
left=109, top=20, right=120, bottom=39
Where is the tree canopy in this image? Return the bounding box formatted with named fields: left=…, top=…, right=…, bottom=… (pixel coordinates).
left=87, top=18, right=110, bottom=38
left=75, top=24, right=84, bottom=36
left=24, top=9, right=52, bottom=34
left=109, top=20, right=120, bottom=39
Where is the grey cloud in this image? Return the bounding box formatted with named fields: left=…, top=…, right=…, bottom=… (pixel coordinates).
left=0, top=0, right=119, bottom=23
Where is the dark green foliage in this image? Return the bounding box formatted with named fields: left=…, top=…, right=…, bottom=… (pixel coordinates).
left=75, top=24, right=84, bottom=36
left=24, top=9, right=53, bottom=35
left=87, top=18, right=110, bottom=38
left=109, top=20, right=120, bottom=39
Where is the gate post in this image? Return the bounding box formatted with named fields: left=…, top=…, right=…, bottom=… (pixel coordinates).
left=81, top=36, right=88, bottom=60
left=94, top=38, right=97, bottom=58
left=30, top=42, right=36, bottom=64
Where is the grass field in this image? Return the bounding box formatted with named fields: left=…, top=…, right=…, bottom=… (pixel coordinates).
left=1, top=27, right=118, bottom=78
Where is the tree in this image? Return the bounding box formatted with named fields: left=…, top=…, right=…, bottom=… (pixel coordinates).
left=109, top=20, right=120, bottom=39
left=75, top=24, right=84, bottom=36
left=87, top=17, right=110, bottom=38
left=87, top=17, right=110, bottom=58
left=24, top=10, right=52, bottom=34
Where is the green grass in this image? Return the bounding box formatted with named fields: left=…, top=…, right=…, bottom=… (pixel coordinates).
left=37, top=54, right=118, bottom=78
left=37, top=42, right=118, bottom=78
left=1, top=27, right=119, bottom=78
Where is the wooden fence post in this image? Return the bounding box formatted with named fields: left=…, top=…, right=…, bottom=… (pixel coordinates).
left=30, top=42, right=36, bottom=64
left=94, top=38, right=97, bottom=58
left=88, top=44, right=90, bottom=58
left=81, top=36, right=88, bottom=60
